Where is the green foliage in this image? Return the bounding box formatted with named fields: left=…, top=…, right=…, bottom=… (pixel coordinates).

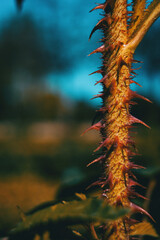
left=137, top=166, right=160, bottom=178
left=9, top=197, right=129, bottom=240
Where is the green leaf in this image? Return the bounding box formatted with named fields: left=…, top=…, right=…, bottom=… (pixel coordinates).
left=137, top=166, right=160, bottom=177
left=9, top=198, right=129, bottom=239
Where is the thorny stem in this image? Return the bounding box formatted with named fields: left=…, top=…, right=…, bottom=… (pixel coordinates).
left=87, top=0, right=160, bottom=239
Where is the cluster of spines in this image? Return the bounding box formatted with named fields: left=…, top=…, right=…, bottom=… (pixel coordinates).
left=84, top=0, right=153, bottom=239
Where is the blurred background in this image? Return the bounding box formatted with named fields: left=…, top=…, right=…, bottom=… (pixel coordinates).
left=0, top=0, right=160, bottom=238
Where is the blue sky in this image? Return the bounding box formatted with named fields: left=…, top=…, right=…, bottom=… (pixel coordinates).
left=0, top=0, right=160, bottom=105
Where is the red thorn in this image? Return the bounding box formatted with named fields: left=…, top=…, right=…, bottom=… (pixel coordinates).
left=127, top=16, right=132, bottom=20
left=86, top=180, right=100, bottom=190
left=134, top=192, right=148, bottom=200
left=89, top=14, right=112, bottom=40
left=127, top=11, right=134, bottom=14
left=87, top=154, right=106, bottom=167
left=130, top=80, right=142, bottom=88
left=94, top=137, right=112, bottom=152
left=95, top=15, right=112, bottom=28
left=95, top=74, right=109, bottom=85
left=127, top=138, right=136, bottom=149
left=127, top=150, right=141, bottom=157
left=95, top=79, right=104, bottom=85
left=128, top=189, right=148, bottom=200
left=122, top=124, right=135, bottom=129
left=132, top=66, right=142, bottom=71
left=130, top=202, right=155, bottom=222
left=131, top=70, right=138, bottom=75
left=88, top=45, right=105, bottom=56
left=81, top=121, right=103, bottom=136
left=129, top=73, right=135, bottom=78
left=132, top=59, right=143, bottom=63
left=107, top=172, right=113, bottom=187
left=129, top=171, right=137, bottom=180
left=129, top=115, right=150, bottom=129
left=91, top=93, right=104, bottom=100
left=128, top=179, right=146, bottom=189
left=126, top=58, right=133, bottom=63
left=101, top=172, right=113, bottom=188
left=89, top=1, right=111, bottom=13
left=97, top=106, right=108, bottom=113
left=129, top=162, right=146, bottom=170
left=89, top=69, right=102, bottom=75
left=89, top=25, right=102, bottom=40
left=123, top=163, right=145, bottom=173
left=128, top=89, right=152, bottom=103
left=122, top=165, right=129, bottom=174
left=89, top=4, right=104, bottom=13
left=127, top=3, right=132, bottom=7
left=129, top=101, right=137, bottom=105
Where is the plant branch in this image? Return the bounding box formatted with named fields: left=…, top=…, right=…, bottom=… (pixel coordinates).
left=127, top=0, right=160, bottom=51
left=129, top=0, right=146, bottom=37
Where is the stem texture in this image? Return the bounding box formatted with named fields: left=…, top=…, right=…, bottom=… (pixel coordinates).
left=87, top=0, right=160, bottom=239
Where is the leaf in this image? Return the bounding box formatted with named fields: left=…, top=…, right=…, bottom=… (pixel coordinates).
left=130, top=221, right=159, bottom=237
left=9, top=198, right=129, bottom=239
left=137, top=166, right=160, bottom=178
